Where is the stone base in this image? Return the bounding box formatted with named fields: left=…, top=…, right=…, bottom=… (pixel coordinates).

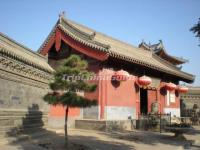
left=75, top=119, right=136, bottom=131
left=0, top=109, right=48, bottom=141
left=48, top=116, right=77, bottom=129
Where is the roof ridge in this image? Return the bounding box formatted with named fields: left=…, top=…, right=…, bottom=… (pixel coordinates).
left=152, top=53, right=194, bottom=79
left=62, top=17, right=142, bottom=51
left=155, top=48, right=188, bottom=63
left=37, top=21, right=58, bottom=53
left=0, top=32, right=46, bottom=60
left=61, top=17, right=93, bottom=39
left=0, top=33, right=54, bottom=73
left=142, top=40, right=188, bottom=64
left=0, top=45, right=54, bottom=73
left=58, top=19, right=111, bottom=50
left=109, top=48, right=194, bottom=81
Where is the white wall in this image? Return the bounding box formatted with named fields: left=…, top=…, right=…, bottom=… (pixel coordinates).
left=105, top=106, right=136, bottom=120
left=164, top=108, right=180, bottom=117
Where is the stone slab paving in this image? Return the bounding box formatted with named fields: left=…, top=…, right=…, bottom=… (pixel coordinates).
left=184, top=126, right=200, bottom=150
left=68, top=129, right=186, bottom=150
left=0, top=143, right=46, bottom=150
left=0, top=127, right=200, bottom=150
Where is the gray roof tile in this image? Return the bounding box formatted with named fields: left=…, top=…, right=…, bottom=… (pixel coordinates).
left=39, top=16, right=195, bottom=83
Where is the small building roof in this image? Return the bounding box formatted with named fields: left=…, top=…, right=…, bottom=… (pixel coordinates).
left=139, top=40, right=188, bottom=65
left=0, top=32, right=54, bottom=73
left=39, top=16, right=195, bottom=83
left=187, top=86, right=200, bottom=94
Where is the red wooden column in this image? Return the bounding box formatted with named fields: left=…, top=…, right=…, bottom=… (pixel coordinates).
left=99, top=69, right=108, bottom=120
left=134, top=77, right=140, bottom=119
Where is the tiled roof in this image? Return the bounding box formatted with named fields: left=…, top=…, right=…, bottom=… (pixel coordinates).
left=0, top=32, right=54, bottom=73
left=139, top=40, right=188, bottom=64
left=39, top=16, right=195, bottom=83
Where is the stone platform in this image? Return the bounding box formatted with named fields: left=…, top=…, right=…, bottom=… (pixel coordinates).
left=75, top=119, right=136, bottom=131
left=0, top=109, right=48, bottom=144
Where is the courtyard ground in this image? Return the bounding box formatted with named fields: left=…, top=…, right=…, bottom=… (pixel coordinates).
left=0, top=126, right=199, bottom=150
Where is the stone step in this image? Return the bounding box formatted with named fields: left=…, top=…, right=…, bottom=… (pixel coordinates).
left=0, top=115, right=47, bottom=118
left=0, top=129, right=49, bottom=145
left=0, top=125, right=48, bottom=138
left=0, top=123, right=47, bottom=135
left=193, top=140, right=200, bottom=146
left=0, top=111, right=48, bottom=119
left=0, top=109, right=48, bottom=113
left=0, top=120, right=47, bottom=128
left=0, top=117, right=47, bottom=127
left=0, top=123, right=47, bottom=132
left=0, top=114, right=48, bottom=118
left=0, top=117, right=47, bottom=121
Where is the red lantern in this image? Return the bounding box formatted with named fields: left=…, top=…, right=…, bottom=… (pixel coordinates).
left=138, top=75, right=152, bottom=87
left=177, top=86, right=188, bottom=93
left=112, top=69, right=129, bottom=81
left=165, top=82, right=176, bottom=91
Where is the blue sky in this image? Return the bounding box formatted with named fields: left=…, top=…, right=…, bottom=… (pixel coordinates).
left=0, top=0, right=199, bottom=85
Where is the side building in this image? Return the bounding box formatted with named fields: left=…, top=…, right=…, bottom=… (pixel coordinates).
left=0, top=33, right=53, bottom=139
left=180, top=87, right=200, bottom=117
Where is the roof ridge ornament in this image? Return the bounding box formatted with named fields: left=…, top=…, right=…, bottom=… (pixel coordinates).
left=106, top=44, right=111, bottom=49
left=158, top=39, right=164, bottom=49
left=59, top=11, right=66, bottom=18
left=142, top=39, right=145, bottom=43
left=59, top=11, right=66, bottom=23
left=148, top=41, right=152, bottom=50
left=89, top=32, right=96, bottom=40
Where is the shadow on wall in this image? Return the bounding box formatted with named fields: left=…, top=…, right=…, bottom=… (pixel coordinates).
left=4, top=104, right=68, bottom=149
left=6, top=104, right=45, bottom=137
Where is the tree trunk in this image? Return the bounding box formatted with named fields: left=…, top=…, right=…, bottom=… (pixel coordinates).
left=65, top=106, right=69, bottom=148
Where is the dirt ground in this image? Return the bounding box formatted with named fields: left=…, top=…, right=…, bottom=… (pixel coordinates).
left=1, top=126, right=200, bottom=150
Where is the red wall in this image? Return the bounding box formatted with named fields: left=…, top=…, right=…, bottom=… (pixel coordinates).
left=96, top=69, right=138, bottom=106
left=106, top=72, right=136, bottom=107
left=49, top=105, right=80, bottom=117
left=49, top=68, right=181, bottom=120
left=158, top=82, right=180, bottom=113
left=98, top=69, right=139, bottom=119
